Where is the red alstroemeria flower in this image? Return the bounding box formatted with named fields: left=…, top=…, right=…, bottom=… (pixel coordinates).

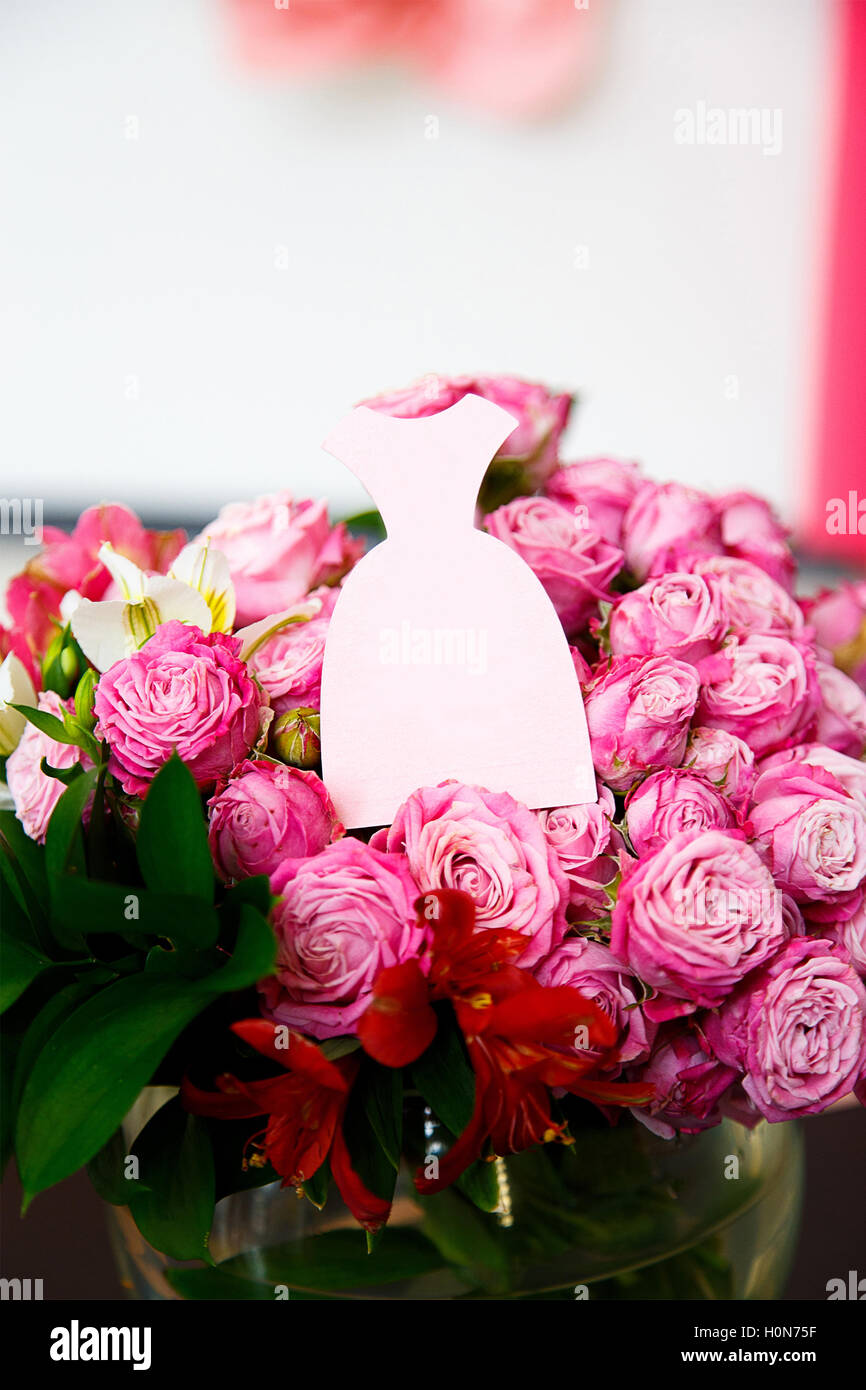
left=181, top=1018, right=390, bottom=1232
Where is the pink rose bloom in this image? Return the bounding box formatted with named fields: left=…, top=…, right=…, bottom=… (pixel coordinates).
left=246, top=590, right=338, bottom=716
left=196, top=493, right=361, bottom=627
left=484, top=496, right=623, bottom=635
left=606, top=572, right=725, bottom=665
left=814, top=661, right=866, bottom=757
left=628, top=1024, right=738, bottom=1139
left=747, top=760, right=866, bottom=906
left=679, top=555, right=804, bottom=637
left=6, top=503, right=185, bottom=677
left=610, top=829, right=787, bottom=1017
left=584, top=654, right=700, bottom=793
left=822, top=897, right=866, bottom=977
left=625, top=769, right=737, bottom=858
left=537, top=784, right=625, bottom=918
left=716, top=491, right=796, bottom=592
left=261, top=838, right=424, bottom=1040
left=760, top=742, right=866, bottom=816
left=372, top=782, right=567, bottom=967
left=683, top=727, right=756, bottom=808
left=6, top=691, right=93, bottom=843
left=363, top=373, right=572, bottom=509
left=94, top=621, right=268, bottom=795
left=545, top=457, right=643, bottom=546
left=704, top=936, right=866, bottom=1121
left=803, top=581, right=866, bottom=688
left=207, top=759, right=342, bottom=882
left=535, top=937, right=654, bottom=1068
left=623, top=481, right=723, bottom=581
left=696, top=632, right=820, bottom=757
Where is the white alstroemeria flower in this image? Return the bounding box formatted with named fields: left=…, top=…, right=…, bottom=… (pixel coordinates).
left=70, top=543, right=213, bottom=672
left=235, top=597, right=322, bottom=662
left=0, top=652, right=38, bottom=757
left=168, top=542, right=236, bottom=633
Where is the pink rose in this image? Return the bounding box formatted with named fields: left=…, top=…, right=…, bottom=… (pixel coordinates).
left=484, top=496, right=622, bottom=635
left=822, top=897, right=866, bottom=977
left=814, top=661, right=866, bottom=757
left=535, top=937, right=654, bottom=1068
left=610, top=829, right=787, bottom=1016
left=545, top=457, right=643, bottom=546
left=683, top=727, right=756, bottom=808
left=584, top=654, right=700, bottom=793
left=372, top=782, right=568, bottom=967
left=760, top=742, right=866, bottom=815
left=716, top=491, right=796, bottom=592
left=363, top=373, right=572, bottom=509
left=747, top=760, right=866, bottom=905
left=679, top=555, right=804, bottom=637
left=261, top=838, right=424, bottom=1039
left=696, top=632, right=819, bottom=756
left=6, top=691, right=93, bottom=843
left=537, top=784, right=625, bottom=918
left=196, top=493, right=362, bottom=626
left=94, top=621, right=268, bottom=795
left=628, top=1024, right=738, bottom=1138
left=606, top=572, right=725, bottom=664
left=623, top=481, right=723, bottom=581
left=704, top=937, right=866, bottom=1120
left=207, top=758, right=342, bottom=882
left=246, top=590, right=338, bottom=716
left=6, top=504, right=185, bottom=676
left=625, top=769, right=737, bottom=858
left=803, top=581, right=866, bottom=688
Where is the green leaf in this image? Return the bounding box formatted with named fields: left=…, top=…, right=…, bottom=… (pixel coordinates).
left=44, top=768, right=99, bottom=883
left=50, top=877, right=219, bottom=949
left=11, top=704, right=81, bottom=746
left=0, top=809, right=49, bottom=929
left=16, top=972, right=211, bottom=1201
left=302, top=1161, right=330, bottom=1212
left=418, top=1184, right=510, bottom=1290
left=411, top=1006, right=476, bottom=1136
left=39, top=758, right=85, bottom=786
left=87, top=1127, right=150, bottom=1205
left=128, top=1096, right=214, bottom=1262
left=136, top=756, right=213, bottom=902
left=215, top=1227, right=444, bottom=1293
left=224, top=875, right=274, bottom=920
left=343, top=508, right=386, bottom=542
left=202, top=904, right=275, bottom=994
left=0, top=935, right=52, bottom=1014
left=166, top=1267, right=278, bottom=1301
left=359, top=1060, right=402, bottom=1171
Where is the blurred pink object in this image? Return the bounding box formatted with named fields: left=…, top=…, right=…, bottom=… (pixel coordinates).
left=226, top=0, right=601, bottom=119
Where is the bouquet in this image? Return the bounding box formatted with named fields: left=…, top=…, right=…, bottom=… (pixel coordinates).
left=2, top=373, right=865, bottom=1298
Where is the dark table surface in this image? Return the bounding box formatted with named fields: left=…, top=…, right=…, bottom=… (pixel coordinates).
left=1, top=1105, right=863, bottom=1301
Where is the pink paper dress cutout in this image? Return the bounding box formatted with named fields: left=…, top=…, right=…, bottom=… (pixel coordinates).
left=319, top=394, right=597, bottom=828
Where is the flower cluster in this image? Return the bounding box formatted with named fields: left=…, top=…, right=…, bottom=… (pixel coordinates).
left=3, top=373, right=865, bottom=1236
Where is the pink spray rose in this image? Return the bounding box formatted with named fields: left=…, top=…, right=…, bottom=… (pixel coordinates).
left=822, top=896, right=866, bottom=977
left=584, top=654, right=700, bottom=793
left=814, top=661, right=866, bottom=757
left=623, top=481, right=723, bottom=581
left=6, top=691, right=93, bottom=843
left=537, top=784, right=625, bottom=918
left=716, top=491, right=796, bottom=592
left=679, top=555, right=804, bottom=638
left=246, top=590, right=338, bottom=716
left=683, top=727, right=756, bottom=808
left=484, top=496, right=622, bottom=635
left=196, top=493, right=361, bottom=627
left=610, top=829, right=787, bottom=1018
left=803, top=580, right=866, bottom=688
left=704, top=936, right=866, bottom=1121
left=696, top=631, right=819, bottom=757
left=207, top=759, right=342, bottom=882
left=363, top=373, right=572, bottom=509
left=535, top=937, right=654, bottom=1069
left=625, top=768, right=737, bottom=858
left=760, top=742, right=866, bottom=815
left=261, top=838, right=424, bottom=1039
left=605, top=572, right=725, bottom=665
left=628, top=1024, right=738, bottom=1139
left=372, top=782, right=568, bottom=967
left=545, top=457, right=643, bottom=546
left=747, top=760, right=866, bottom=906
left=94, top=621, right=269, bottom=795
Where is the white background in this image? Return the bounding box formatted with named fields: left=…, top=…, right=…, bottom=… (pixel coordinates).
left=0, top=0, right=834, bottom=527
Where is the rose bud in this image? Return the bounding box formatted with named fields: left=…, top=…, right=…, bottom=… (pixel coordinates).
left=271, top=707, right=321, bottom=768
